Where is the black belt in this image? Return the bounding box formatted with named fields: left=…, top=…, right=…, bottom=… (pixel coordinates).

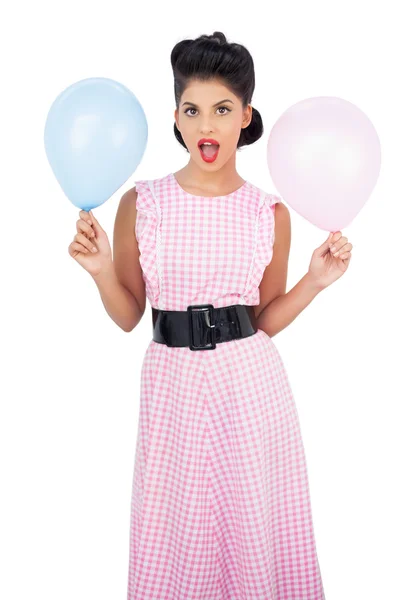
left=152, top=303, right=258, bottom=351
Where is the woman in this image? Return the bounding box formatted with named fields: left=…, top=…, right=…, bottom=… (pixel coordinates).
left=69, top=31, right=352, bottom=600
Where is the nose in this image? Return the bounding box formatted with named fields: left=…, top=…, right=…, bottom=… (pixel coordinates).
left=199, top=118, right=216, bottom=135
left=200, top=128, right=215, bottom=137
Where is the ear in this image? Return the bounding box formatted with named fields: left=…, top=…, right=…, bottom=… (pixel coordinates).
left=174, top=108, right=180, bottom=131
left=242, top=104, right=252, bottom=128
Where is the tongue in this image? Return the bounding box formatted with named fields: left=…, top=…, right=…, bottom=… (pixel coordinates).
left=202, top=144, right=219, bottom=157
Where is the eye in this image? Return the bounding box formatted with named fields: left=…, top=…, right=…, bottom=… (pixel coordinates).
left=217, top=106, right=231, bottom=115
left=183, top=106, right=232, bottom=117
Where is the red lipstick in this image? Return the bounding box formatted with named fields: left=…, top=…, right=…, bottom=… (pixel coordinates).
left=198, top=138, right=220, bottom=163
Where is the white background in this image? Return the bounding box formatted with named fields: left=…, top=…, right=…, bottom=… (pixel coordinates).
left=2, top=1, right=399, bottom=598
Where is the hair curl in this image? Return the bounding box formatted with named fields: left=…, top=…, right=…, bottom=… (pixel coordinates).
left=171, top=31, right=263, bottom=152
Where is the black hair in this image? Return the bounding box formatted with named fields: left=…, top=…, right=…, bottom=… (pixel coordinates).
left=171, top=31, right=263, bottom=152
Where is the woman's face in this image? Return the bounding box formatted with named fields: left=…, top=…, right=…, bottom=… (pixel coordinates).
left=174, top=79, right=252, bottom=169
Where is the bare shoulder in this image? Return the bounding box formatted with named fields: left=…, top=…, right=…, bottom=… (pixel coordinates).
left=125, top=185, right=138, bottom=197
left=115, top=187, right=138, bottom=227
left=119, top=185, right=138, bottom=207
left=274, top=200, right=290, bottom=222
left=254, top=200, right=291, bottom=319
left=113, top=186, right=146, bottom=315
left=273, top=201, right=291, bottom=245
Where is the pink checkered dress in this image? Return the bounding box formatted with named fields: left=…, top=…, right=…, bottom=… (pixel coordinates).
left=127, top=172, right=325, bottom=599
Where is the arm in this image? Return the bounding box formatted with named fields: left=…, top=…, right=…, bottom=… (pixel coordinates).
left=92, top=187, right=146, bottom=332
left=255, top=202, right=323, bottom=338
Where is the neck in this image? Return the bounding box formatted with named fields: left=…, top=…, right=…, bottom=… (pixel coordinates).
left=178, top=156, right=242, bottom=193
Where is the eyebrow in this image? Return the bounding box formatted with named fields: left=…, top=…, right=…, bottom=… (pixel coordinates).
left=181, top=98, right=234, bottom=108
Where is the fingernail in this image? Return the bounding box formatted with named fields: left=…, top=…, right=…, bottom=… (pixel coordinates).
left=331, top=246, right=336, bottom=253
left=91, top=247, right=97, bottom=253
left=88, top=220, right=92, bottom=225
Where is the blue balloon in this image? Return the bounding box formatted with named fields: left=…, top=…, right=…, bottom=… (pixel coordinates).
left=44, top=77, right=148, bottom=211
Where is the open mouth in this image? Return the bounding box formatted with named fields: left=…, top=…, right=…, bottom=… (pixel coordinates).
left=198, top=142, right=220, bottom=162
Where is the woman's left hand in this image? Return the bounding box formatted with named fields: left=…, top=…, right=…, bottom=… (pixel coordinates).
left=307, top=231, right=353, bottom=290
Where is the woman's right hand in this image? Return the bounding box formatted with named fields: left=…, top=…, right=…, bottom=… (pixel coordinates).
left=68, top=209, right=112, bottom=277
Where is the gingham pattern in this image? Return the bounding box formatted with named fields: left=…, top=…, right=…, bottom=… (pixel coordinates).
left=128, top=172, right=325, bottom=599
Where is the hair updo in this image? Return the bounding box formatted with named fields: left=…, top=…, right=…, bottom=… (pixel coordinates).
left=171, top=31, right=263, bottom=152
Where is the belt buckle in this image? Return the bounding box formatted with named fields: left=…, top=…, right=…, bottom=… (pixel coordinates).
left=187, top=304, right=216, bottom=351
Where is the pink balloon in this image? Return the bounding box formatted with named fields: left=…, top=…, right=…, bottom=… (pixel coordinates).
left=267, top=97, right=381, bottom=231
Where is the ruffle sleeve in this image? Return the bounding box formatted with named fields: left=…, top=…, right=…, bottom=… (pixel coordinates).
left=269, top=193, right=282, bottom=207
left=134, top=180, right=156, bottom=244
left=266, top=193, right=282, bottom=247
left=257, top=192, right=282, bottom=268
left=242, top=192, right=283, bottom=305
left=134, top=179, right=160, bottom=307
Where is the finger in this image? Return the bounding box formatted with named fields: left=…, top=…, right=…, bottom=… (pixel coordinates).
left=88, top=210, right=103, bottom=237
left=74, top=232, right=98, bottom=252
left=329, top=231, right=342, bottom=247
left=317, top=232, right=335, bottom=256
left=341, top=252, right=352, bottom=264
left=79, top=210, right=92, bottom=226
left=69, top=242, right=89, bottom=256
left=76, top=218, right=95, bottom=238
left=329, top=236, right=348, bottom=253
left=331, top=241, right=352, bottom=257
